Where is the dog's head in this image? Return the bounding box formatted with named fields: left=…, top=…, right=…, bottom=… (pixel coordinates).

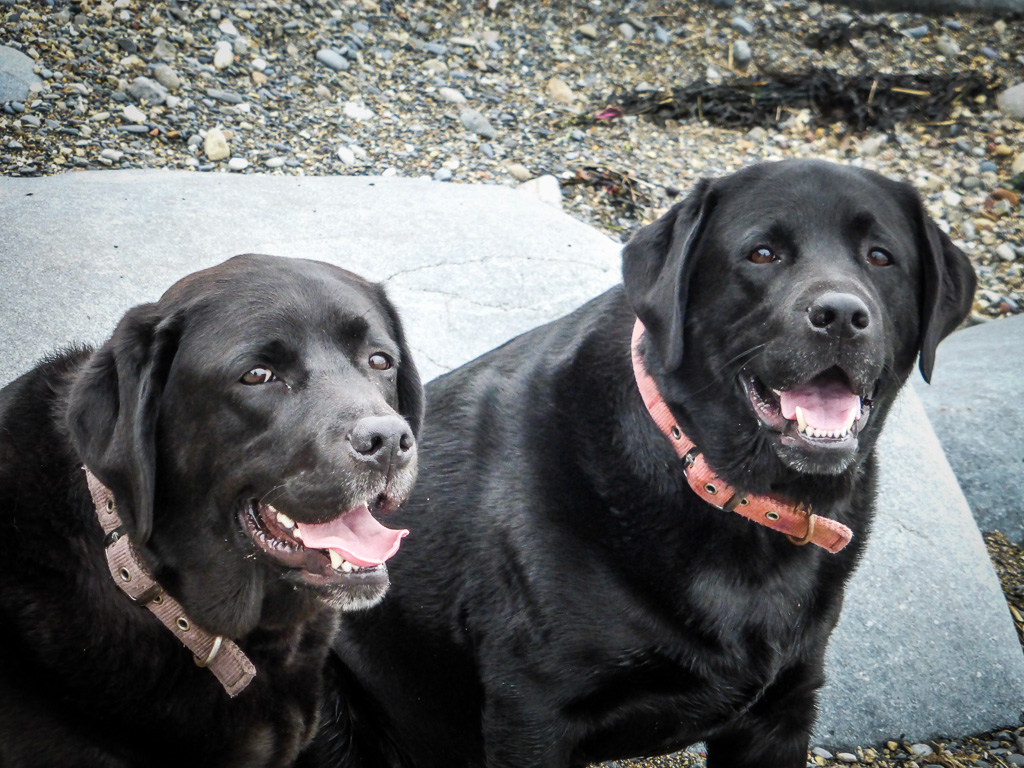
left=67, top=254, right=424, bottom=636
left=623, top=159, right=975, bottom=490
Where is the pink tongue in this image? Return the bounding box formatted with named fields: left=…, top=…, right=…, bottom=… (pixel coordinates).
left=779, top=378, right=861, bottom=431
left=296, top=504, right=409, bottom=568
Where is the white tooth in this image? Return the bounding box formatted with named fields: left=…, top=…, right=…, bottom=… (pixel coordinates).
left=772, top=389, right=782, bottom=397
left=292, top=526, right=303, bottom=541
left=329, top=550, right=344, bottom=569
left=341, top=561, right=354, bottom=573
left=276, top=511, right=295, bottom=529
left=795, top=406, right=808, bottom=433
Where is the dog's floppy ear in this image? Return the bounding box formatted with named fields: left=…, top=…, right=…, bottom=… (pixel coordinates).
left=67, top=305, right=180, bottom=545
left=913, top=194, right=977, bottom=383
left=621, top=179, right=716, bottom=372
left=374, top=285, right=425, bottom=437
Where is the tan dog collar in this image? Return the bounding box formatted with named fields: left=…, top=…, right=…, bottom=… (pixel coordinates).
left=84, top=467, right=256, bottom=696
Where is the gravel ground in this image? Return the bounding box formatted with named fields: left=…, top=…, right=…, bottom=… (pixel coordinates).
left=2, top=0, right=1023, bottom=765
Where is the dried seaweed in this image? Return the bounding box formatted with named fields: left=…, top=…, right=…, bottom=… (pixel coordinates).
left=612, top=69, right=1000, bottom=132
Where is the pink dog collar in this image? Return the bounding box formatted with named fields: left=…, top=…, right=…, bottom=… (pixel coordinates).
left=630, top=319, right=853, bottom=554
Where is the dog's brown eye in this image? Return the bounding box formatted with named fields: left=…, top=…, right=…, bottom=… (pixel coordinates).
left=369, top=353, right=393, bottom=371
left=240, top=367, right=276, bottom=385
left=749, top=247, right=776, bottom=265
left=867, top=249, right=892, bottom=267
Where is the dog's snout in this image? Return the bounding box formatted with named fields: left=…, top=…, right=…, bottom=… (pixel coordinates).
left=348, top=415, right=415, bottom=472
left=807, top=292, right=871, bottom=339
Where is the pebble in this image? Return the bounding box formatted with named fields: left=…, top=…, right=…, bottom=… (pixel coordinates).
left=507, top=163, right=532, bottom=181
left=317, top=49, right=350, bottom=71
left=227, top=157, right=248, bottom=171
left=126, top=76, right=168, bottom=106
left=653, top=25, right=671, bottom=44
left=438, top=87, right=467, bottom=104
left=207, top=89, right=243, bottom=104
left=837, top=753, right=858, bottom=763
left=730, top=17, right=755, bottom=35
left=732, top=41, right=752, bottom=67
left=343, top=102, right=374, bottom=121
left=546, top=77, right=575, bottom=104
left=517, top=174, right=562, bottom=209
left=981, top=46, right=1000, bottom=60
left=996, top=244, right=1017, bottom=262
left=152, top=64, right=180, bottom=91
left=433, top=167, right=452, bottom=181
left=997, top=84, right=1024, bottom=120
left=213, top=42, right=233, bottom=70
left=122, top=104, right=147, bottom=124
left=577, top=24, right=599, bottom=40
left=264, top=157, right=286, bottom=168
left=337, top=146, right=356, bottom=165
left=618, top=24, right=635, bottom=41
left=911, top=744, right=935, bottom=757
left=962, top=176, right=983, bottom=191
left=153, top=39, right=177, bottom=62
left=20, top=114, right=40, bottom=128
left=812, top=748, right=835, bottom=759
left=936, top=37, right=959, bottom=56
left=460, top=108, right=497, bottom=139
left=905, top=25, right=930, bottom=39
left=203, top=128, right=230, bottom=161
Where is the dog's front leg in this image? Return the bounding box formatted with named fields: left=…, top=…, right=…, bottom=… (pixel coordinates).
left=704, top=663, right=822, bottom=768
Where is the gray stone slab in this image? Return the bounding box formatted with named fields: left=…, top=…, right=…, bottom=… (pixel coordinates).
left=912, top=315, right=1024, bottom=544
left=814, top=389, right=1024, bottom=748
left=0, top=45, right=41, bottom=103
left=2, top=171, right=1022, bottom=747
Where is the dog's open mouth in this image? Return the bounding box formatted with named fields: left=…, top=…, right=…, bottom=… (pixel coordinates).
left=241, top=500, right=409, bottom=586
left=741, top=367, right=873, bottom=447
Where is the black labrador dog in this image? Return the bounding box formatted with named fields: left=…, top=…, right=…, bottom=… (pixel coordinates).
left=305, top=160, right=976, bottom=768
left=0, top=254, right=423, bottom=767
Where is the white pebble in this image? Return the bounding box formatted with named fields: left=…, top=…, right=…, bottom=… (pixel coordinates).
left=264, top=157, right=286, bottom=168
left=337, top=146, right=356, bottom=165
left=122, top=104, right=147, bottom=124
left=227, top=157, right=248, bottom=171
left=996, top=243, right=1017, bottom=262
left=343, top=102, right=374, bottom=121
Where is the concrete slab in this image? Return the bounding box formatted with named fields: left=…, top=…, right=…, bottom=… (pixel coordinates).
left=2, top=171, right=1022, bottom=748
left=912, top=315, right=1024, bottom=544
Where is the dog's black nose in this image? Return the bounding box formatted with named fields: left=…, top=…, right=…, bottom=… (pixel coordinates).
left=348, top=415, right=415, bottom=472
left=807, top=292, right=871, bottom=339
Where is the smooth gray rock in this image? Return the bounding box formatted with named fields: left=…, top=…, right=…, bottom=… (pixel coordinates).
left=316, top=49, right=350, bottom=71
left=126, top=76, right=169, bottom=106
left=813, top=389, right=1024, bottom=748
left=459, top=108, right=497, bottom=139
left=0, top=45, right=42, bottom=103
left=997, top=83, right=1024, bottom=121
left=1, top=171, right=1022, bottom=747
left=912, top=315, right=1024, bottom=544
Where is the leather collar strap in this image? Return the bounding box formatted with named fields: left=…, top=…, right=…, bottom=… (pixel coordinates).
left=629, top=320, right=852, bottom=554
left=84, top=467, right=256, bottom=696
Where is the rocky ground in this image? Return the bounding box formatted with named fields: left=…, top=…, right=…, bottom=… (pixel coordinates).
left=1, top=0, right=1023, bottom=765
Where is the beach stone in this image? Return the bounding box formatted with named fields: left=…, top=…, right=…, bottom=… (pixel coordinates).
left=517, top=174, right=562, bottom=209
left=203, top=128, right=230, bottom=161
left=730, top=16, right=756, bottom=35
left=0, top=45, right=42, bottom=102
left=153, top=39, right=177, bottom=61
left=227, top=157, right=248, bottom=172
left=732, top=40, right=752, bottom=67
left=337, top=146, right=356, bottom=165
left=460, top=108, right=497, bottom=139
left=126, top=76, right=168, bottom=106
left=316, top=49, right=349, bottom=71
left=546, top=77, right=576, bottom=104
left=122, top=104, right=147, bottom=124
left=437, top=87, right=466, bottom=104
left=912, top=313, right=1024, bottom=541
left=997, top=83, right=1024, bottom=120
left=577, top=23, right=599, bottom=40
left=618, top=23, right=635, bottom=41
left=213, top=42, right=233, bottom=70
left=152, top=64, right=181, bottom=91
